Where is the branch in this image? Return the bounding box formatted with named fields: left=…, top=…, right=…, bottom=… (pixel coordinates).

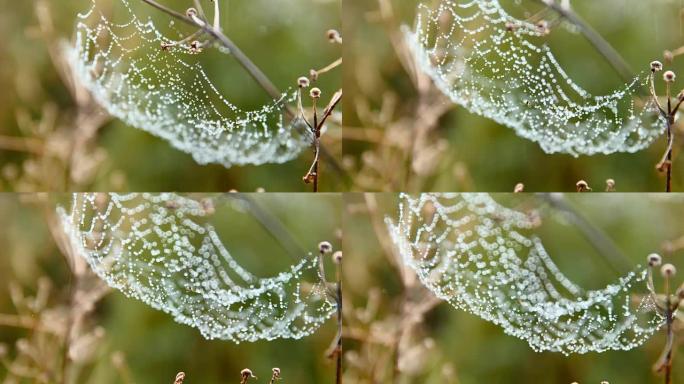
left=542, top=193, right=633, bottom=275
left=221, top=194, right=308, bottom=260
left=539, top=0, right=635, bottom=83
left=142, top=0, right=281, bottom=99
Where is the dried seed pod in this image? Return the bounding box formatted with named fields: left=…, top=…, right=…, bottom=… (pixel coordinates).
left=575, top=180, right=591, bottom=192
left=664, top=70, right=676, bottom=83
left=513, top=183, right=524, bottom=193
left=326, top=29, right=342, bottom=43
left=648, top=253, right=662, bottom=267
left=661, top=263, right=676, bottom=278
left=298, top=76, right=310, bottom=88
left=651, top=60, right=663, bottom=72
left=319, top=241, right=333, bottom=254
left=186, top=7, right=198, bottom=18
left=241, top=368, right=256, bottom=382
left=174, top=372, right=186, bottom=384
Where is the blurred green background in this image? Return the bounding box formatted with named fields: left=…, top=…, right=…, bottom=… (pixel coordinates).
left=344, top=193, right=684, bottom=383
left=0, top=0, right=342, bottom=192
left=344, top=0, right=684, bottom=192
left=0, top=193, right=342, bottom=383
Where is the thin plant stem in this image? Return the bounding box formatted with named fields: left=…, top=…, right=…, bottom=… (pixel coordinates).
left=143, top=0, right=282, bottom=98
left=542, top=194, right=632, bottom=274
left=664, top=308, right=673, bottom=384
left=315, top=58, right=343, bottom=77
left=649, top=70, right=677, bottom=192
left=666, top=117, right=673, bottom=192
left=0, top=136, right=44, bottom=154
left=665, top=86, right=673, bottom=193
left=335, top=262, right=342, bottom=384
left=313, top=96, right=319, bottom=192
left=305, top=90, right=342, bottom=192
left=222, top=194, right=307, bottom=259
left=212, top=0, right=220, bottom=30
left=664, top=275, right=673, bottom=384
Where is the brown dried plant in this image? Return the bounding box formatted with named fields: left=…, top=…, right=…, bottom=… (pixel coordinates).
left=342, top=195, right=458, bottom=383
left=343, top=0, right=457, bottom=192
left=643, top=254, right=684, bottom=384
left=0, top=196, right=113, bottom=383
left=0, top=1, right=111, bottom=192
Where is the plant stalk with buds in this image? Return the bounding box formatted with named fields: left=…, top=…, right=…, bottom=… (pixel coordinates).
left=649, top=62, right=681, bottom=192
left=646, top=253, right=683, bottom=384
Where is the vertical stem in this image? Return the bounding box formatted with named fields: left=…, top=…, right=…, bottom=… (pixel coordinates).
left=666, top=117, right=673, bottom=193
left=666, top=79, right=673, bottom=193
left=212, top=0, right=220, bottom=30
left=313, top=148, right=320, bottom=192
left=313, top=99, right=320, bottom=193
left=665, top=89, right=673, bottom=193
left=665, top=303, right=673, bottom=384
left=335, top=263, right=342, bottom=384
left=664, top=274, right=673, bottom=384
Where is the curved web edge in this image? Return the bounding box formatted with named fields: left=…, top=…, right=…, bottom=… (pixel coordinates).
left=57, top=193, right=336, bottom=343
left=403, top=0, right=664, bottom=156
left=385, top=193, right=665, bottom=354
left=65, top=0, right=311, bottom=167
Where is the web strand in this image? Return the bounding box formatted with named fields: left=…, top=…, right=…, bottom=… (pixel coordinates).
left=67, top=0, right=309, bottom=167
left=386, top=193, right=664, bottom=354
left=58, top=193, right=335, bottom=343
left=405, top=0, right=665, bottom=156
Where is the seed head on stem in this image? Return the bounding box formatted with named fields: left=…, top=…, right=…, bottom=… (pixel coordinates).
left=575, top=180, right=591, bottom=192
left=240, top=368, right=256, bottom=384
left=270, top=368, right=281, bottom=384
left=319, top=241, right=333, bottom=254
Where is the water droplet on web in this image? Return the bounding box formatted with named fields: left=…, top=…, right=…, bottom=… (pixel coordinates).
left=67, top=0, right=309, bottom=167
left=386, top=193, right=664, bottom=355
left=58, top=193, right=335, bottom=342
left=405, top=0, right=664, bottom=156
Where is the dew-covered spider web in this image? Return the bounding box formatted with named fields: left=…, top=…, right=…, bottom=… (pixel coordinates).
left=386, top=193, right=664, bottom=354
left=57, top=193, right=335, bottom=342
left=404, top=0, right=665, bottom=156
left=66, top=0, right=309, bottom=167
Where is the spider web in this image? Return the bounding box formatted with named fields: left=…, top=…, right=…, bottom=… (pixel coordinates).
left=386, top=193, right=664, bottom=354
left=58, top=193, right=335, bottom=343
left=66, top=0, right=309, bottom=167
left=404, top=0, right=664, bottom=156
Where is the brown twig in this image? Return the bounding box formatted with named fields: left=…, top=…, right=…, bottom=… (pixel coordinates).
left=304, top=90, right=343, bottom=192
left=648, top=66, right=679, bottom=192
left=335, top=254, right=343, bottom=384
left=0, top=136, right=44, bottom=154
left=647, top=258, right=679, bottom=384
left=142, top=0, right=281, bottom=99
left=664, top=302, right=674, bottom=384
left=666, top=117, right=673, bottom=193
